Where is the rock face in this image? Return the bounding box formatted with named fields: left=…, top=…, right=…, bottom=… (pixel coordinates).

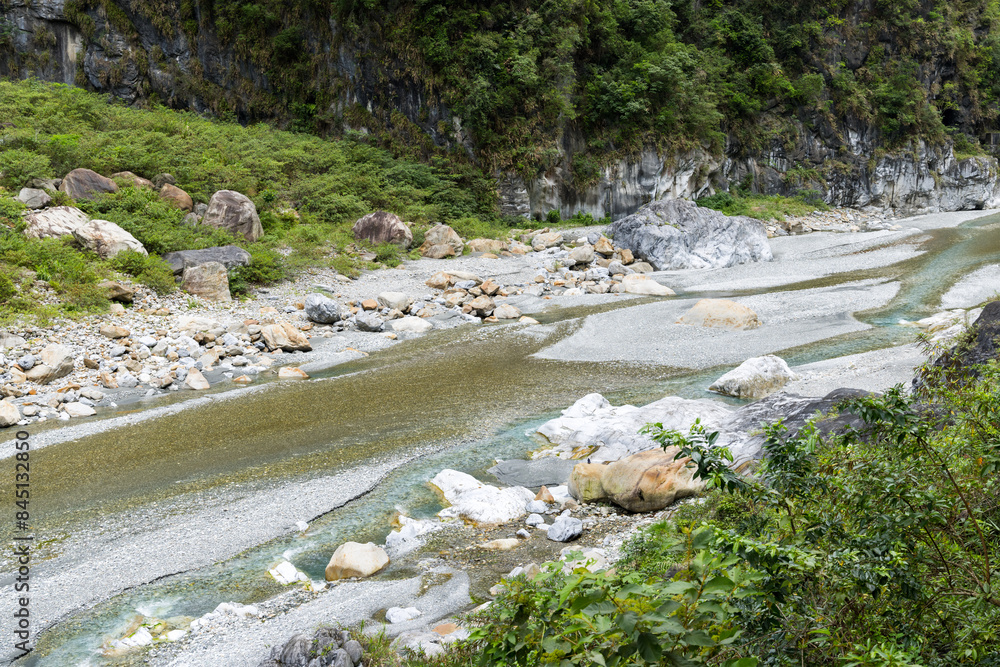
left=352, top=211, right=412, bottom=248
left=59, top=168, right=119, bottom=201
left=72, top=219, right=146, bottom=258
left=159, top=183, right=193, bottom=211
left=430, top=469, right=535, bottom=526
left=709, top=355, right=798, bottom=399
left=931, top=300, right=1000, bottom=378
left=17, top=188, right=51, bottom=209
left=201, top=190, right=263, bottom=242
left=535, top=392, right=732, bottom=463
left=304, top=293, right=341, bottom=324
left=609, top=199, right=772, bottom=270
left=324, top=542, right=389, bottom=581
left=23, top=206, right=90, bottom=239
left=181, top=262, right=232, bottom=302
left=676, top=299, right=762, bottom=330
left=162, top=246, right=252, bottom=275
left=420, top=224, right=464, bottom=257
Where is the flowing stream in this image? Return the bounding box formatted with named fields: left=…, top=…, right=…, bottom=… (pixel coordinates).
left=8, top=211, right=1000, bottom=665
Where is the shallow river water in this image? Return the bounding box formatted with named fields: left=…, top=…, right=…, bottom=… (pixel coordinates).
left=7, top=211, right=1000, bottom=665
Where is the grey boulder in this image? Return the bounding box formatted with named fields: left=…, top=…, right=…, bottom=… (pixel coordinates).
left=355, top=312, right=383, bottom=332
left=304, top=293, right=341, bottom=324
left=201, top=190, right=263, bottom=242
left=547, top=515, right=583, bottom=542
left=608, top=198, right=772, bottom=270
left=162, top=245, right=252, bottom=275
left=17, top=188, right=51, bottom=209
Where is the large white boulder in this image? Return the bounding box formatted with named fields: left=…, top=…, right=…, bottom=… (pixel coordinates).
left=23, top=206, right=89, bottom=239
left=534, top=392, right=732, bottom=463
left=429, top=469, right=534, bottom=526
left=72, top=219, right=147, bottom=258
left=709, top=355, right=798, bottom=399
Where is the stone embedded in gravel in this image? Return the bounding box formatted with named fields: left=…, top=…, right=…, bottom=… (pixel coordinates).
left=568, top=244, right=595, bottom=266
left=391, top=316, right=433, bottom=333
left=594, top=236, right=614, bottom=255
left=0, top=400, right=20, bottom=427
left=324, top=541, right=390, bottom=581
left=63, top=402, right=96, bottom=418
left=425, top=272, right=453, bottom=290
left=304, top=293, right=342, bottom=324
left=467, top=295, right=495, bottom=317
left=480, top=538, right=521, bottom=550
left=99, top=280, right=136, bottom=303
left=17, top=187, right=51, bottom=209
left=526, top=513, right=545, bottom=526
left=377, top=291, right=410, bottom=311
left=444, top=270, right=482, bottom=284
left=23, top=206, right=90, bottom=239
left=519, top=316, right=540, bottom=325
left=709, top=354, right=798, bottom=399
left=466, top=238, right=508, bottom=254
left=201, top=190, right=263, bottom=242
left=278, top=367, right=310, bottom=380
left=676, top=298, right=762, bottom=330
left=492, top=303, right=520, bottom=319
left=546, top=515, right=583, bottom=542
left=525, top=499, right=548, bottom=514
left=72, top=219, right=147, bottom=258
left=99, top=324, right=130, bottom=339
left=0, top=331, right=27, bottom=348
left=182, top=261, right=232, bottom=303
left=185, top=368, right=210, bottom=390
left=24, top=344, right=75, bottom=385
left=386, top=606, right=422, bottom=624
left=621, top=274, right=674, bottom=296
left=59, top=168, right=119, bottom=201
left=355, top=312, right=384, bottom=332
left=531, top=231, right=563, bottom=251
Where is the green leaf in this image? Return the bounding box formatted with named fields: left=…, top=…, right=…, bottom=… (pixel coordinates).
left=702, top=575, right=736, bottom=594
left=637, top=632, right=663, bottom=662
left=683, top=630, right=716, bottom=647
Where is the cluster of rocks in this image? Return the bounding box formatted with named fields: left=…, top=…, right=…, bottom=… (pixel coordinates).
left=258, top=627, right=364, bottom=667
left=771, top=207, right=905, bottom=237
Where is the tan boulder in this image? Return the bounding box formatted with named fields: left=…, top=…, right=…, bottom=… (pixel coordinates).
left=531, top=231, right=563, bottom=251
left=479, top=278, right=500, bottom=296
left=620, top=248, right=634, bottom=264
left=425, top=271, right=453, bottom=290
left=99, top=280, right=135, bottom=303
left=59, top=168, right=118, bottom=201
left=466, top=238, right=508, bottom=254
left=184, top=368, right=210, bottom=390
left=24, top=344, right=75, bottom=385
left=99, top=324, right=130, bottom=339
left=181, top=261, right=231, bottom=302
left=493, top=303, right=521, bottom=319
left=159, top=183, right=194, bottom=212
left=420, top=224, right=463, bottom=257
left=676, top=299, right=762, bottom=330
left=260, top=323, right=312, bottom=352
left=324, top=542, right=389, bottom=581
left=568, top=463, right=608, bottom=503
left=352, top=211, right=412, bottom=248
left=0, top=400, right=20, bottom=428
left=479, top=538, right=521, bottom=551
left=201, top=190, right=263, bottom=242
left=467, top=295, right=495, bottom=317
left=600, top=449, right=704, bottom=512
left=594, top=237, right=614, bottom=255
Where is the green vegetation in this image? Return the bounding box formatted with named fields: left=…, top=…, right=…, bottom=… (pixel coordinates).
left=399, top=320, right=1000, bottom=666
left=696, top=190, right=827, bottom=221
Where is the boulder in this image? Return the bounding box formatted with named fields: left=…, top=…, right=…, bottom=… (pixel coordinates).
left=23, top=206, right=89, bottom=239
left=111, top=171, right=155, bottom=189
left=391, top=316, right=433, bottom=333
left=466, top=238, right=508, bottom=254
left=99, top=280, right=135, bottom=303
left=600, top=449, right=703, bottom=512
left=536, top=392, right=732, bottom=462
left=24, top=344, right=75, bottom=384
left=568, top=244, right=595, bottom=266
left=531, top=231, right=563, bottom=251
left=355, top=312, right=383, bottom=332
left=567, top=463, right=608, bottom=503
left=201, top=190, right=263, bottom=242
left=304, top=293, right=341, bottom=324
left=547, top=516, right=583, bottom=542
left=676, top=299, right=762, bottom=330
left=425, top=272, right=453, bottom=290
left=420, top=224, right=464, bottom=257
left=608, top=199, right=772, bottom=270
left=72, top=219, right=146, bottom=258
left=387, top=607, right=423, bottom=624
left=493, top=303, right=521, bottom=319
left=63, top=402, right=97, bottom=418
left=324, top=542, right=389, bottom=581
left=430, top=469, right=535, bottom=526
left=17, top=188, right=51, bottom=209
left=184, top=368, right=210, bottom=390
left=709, top=355, right=798, bottom=399
left=487, top=458, right=578, bottom=488
left=278, top=367, right=310, bottom=380
left=181, top=262, right=232, bottom=302
left=152, top=173, right=176, bottom=189
left=377, top=291, right=410, bottom=311
left=0, top=331, right=27, bottom=348
left=466, top=295, right=494, bottom=317
left=444, top=270, right=482, bottom=284
left=594, top=236, right=614, bottom=255
left=162, top=245, right=252, bottom=275
left=621, top=274, right=674, bottom=296
left=0, top=400, right=20, bottom=427
left=352, top=211, right=412, bottom=249
left=99, top=324, right=130, bottom=339
left=260, top=323, right=312, bottom=352
left=59, top=168, right=119, bottom=201
left=159, top=183, right=193, bottom=212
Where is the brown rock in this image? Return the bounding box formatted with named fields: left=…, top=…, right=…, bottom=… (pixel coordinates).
left=100, top=280, right=135, bottom=303
left=568, top=463, right=608, bottom=503
left=676, top=299, right=762, bottom=330
left=361, top=299, right=378, bottom=311
left=181, top=262, right=232, bottom=303
left=159, top=183, right=194, bottom=212
left=479, top=278, right=500, bottom=296
left=99, top=324, right=130, bottom=339
left=466, top=238, right=508, bottom=254
left=535, top=486, right=555, bottom=503
left=594, top=237, right=614, bottom=255
left=59, top=168, right=119, bottom=201
left=434, top=623, right=459, bottom=636
left=184, top=368, right=210, bottom=390
left=601, top=449, right=704, bottom=512
left=467, top=295, right=495, bottom=317
left=620, top=248, right=634, bottom=264
left=100, top=371, right=118, bottom=389
left=421, top=244, right=455, bottom=259
left=260, top=323, right=312, bottom=352
left=277, top=367, right=310, bottom=380
left=420, top=224, right=464, bottom=257
left=425, top=271, right=453, bottom=290
left=352, top=211, right=412, bottom=249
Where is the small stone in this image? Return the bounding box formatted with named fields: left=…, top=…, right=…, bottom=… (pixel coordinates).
left=547, top=516, right=583, bottom=542
left=99, top=324, right=130, bottom=339
left=278, top=367, right=310, bottom=380
left=184, top=368, right=210, bottom=390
